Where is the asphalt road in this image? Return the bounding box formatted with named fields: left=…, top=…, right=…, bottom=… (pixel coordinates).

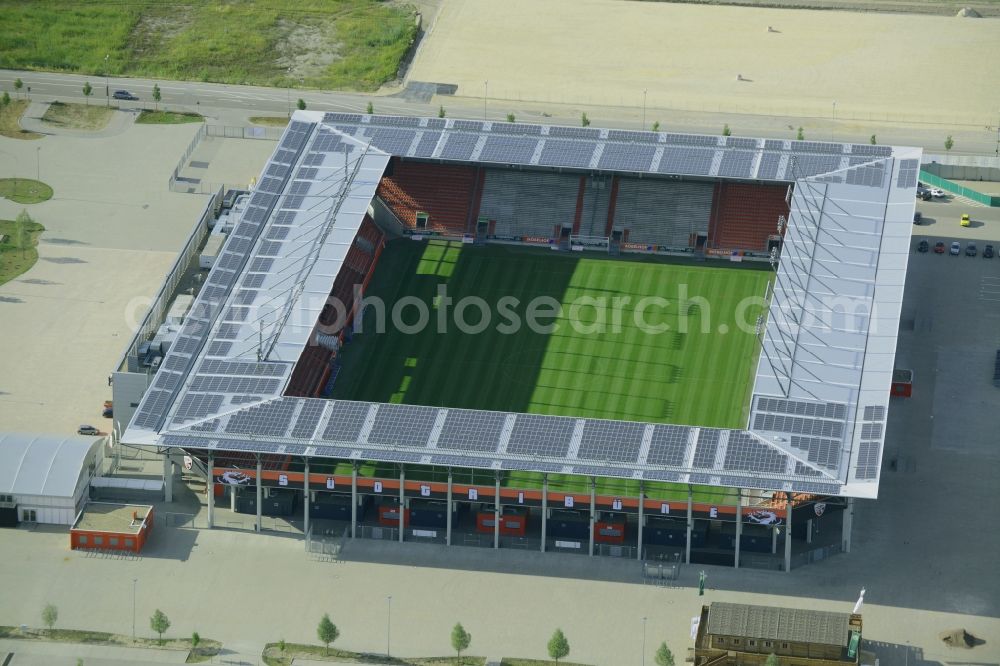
left=3, top=69, right=1000, bottom=158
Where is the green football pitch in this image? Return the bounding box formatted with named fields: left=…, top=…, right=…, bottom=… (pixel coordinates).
left=330, top=240, right=771, bottom=502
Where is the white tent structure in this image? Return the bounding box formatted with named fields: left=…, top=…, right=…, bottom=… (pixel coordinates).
left=0, top=434, right=104, bottom=525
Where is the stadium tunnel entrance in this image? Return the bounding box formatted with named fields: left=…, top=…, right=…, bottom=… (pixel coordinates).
left=194, top=452, right=848, bottom=571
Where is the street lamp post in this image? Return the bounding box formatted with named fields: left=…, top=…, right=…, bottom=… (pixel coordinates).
left=642, top=89, right=647, bottom=130
left=35, top=147, right=40, bottom=181
left=484, top=80, right=488, bottom=121
left=641, top=617, right=647, bottom=666
left=104, top=54, right=110, bottom=107
left=386, top=595, right=392, bottom=657
left=131, top=578, right=137, bottom=642
left=832, top=100, right=837, bottom=120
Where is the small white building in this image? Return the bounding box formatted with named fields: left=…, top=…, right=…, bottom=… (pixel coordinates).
left=0, top=434, right=104, bottom=526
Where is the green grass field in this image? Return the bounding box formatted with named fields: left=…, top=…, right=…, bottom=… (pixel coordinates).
left=0, top=1, right=416, bottom=91
left=334, top=240, right=769, bottom=427
left=330, top=240, right=771, bottom=501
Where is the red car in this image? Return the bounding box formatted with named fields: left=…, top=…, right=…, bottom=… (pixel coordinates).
left=933, top=241, right=946, bottom=254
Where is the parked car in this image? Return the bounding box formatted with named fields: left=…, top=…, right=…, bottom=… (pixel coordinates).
left=112, top=90, right=139, bottom=101
left=961, top=213, right=971, bottom=227
left=917, top=240, right=929, bottom=253
left=102, top=406, right=113, bottom=418
left=930, top=188, right=945, bottom=198
left=78, top=425, right=100, bottom=436
left=950, top=241, right=961, bottom=255
left=966, top=242, right=977, bottom=257
left=913, top=211, right=922, bottom=225
left=985, top=244, right=995, bottom=259
left=934, top=241, right=946, bottom=254
left=916, top=187, right=932, bottom=201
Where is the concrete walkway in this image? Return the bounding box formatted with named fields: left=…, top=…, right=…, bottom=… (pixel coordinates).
left=17, top=101, right=137, bottom=138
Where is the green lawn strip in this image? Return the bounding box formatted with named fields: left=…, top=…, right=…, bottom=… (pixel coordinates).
left=0, top=625, right=221, bottom=662
left=250, top=116, right=290, bottom=126
left=0, top=179, right=53, bottom=204
left=0, top=217, right=45, bottom=285
left=136, top=110, right=203, bottom=124
left=0, top=99, right=43, bottom=139
left=0, top=1, right=416, bottom=91
left=262, top=643, right=483, bottom=665
left=500, top=657, right=587, bottom=666
left=40, top=101, right=114, bottom=130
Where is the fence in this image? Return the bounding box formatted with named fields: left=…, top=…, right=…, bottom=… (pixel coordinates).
left=112, top=191, right=218, bottom=372
left=206, top=125, right=285, bottom=141
left=307, top=526, right=349, bottom=561
left=919, top=169, right=1000, bottom=206
left=167, top=124, right=282, bottom=193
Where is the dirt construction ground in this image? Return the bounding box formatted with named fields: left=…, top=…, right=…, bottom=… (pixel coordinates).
left=411, top=0, right=1000, bottom=126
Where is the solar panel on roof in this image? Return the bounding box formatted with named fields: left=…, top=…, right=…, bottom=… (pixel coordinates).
left=598, top=143, right=655, bottom=172
left=291, top=400, right=326, bottom=439
left=757, top=152, right=782, bottom=179
left=657, top=146, right=715, bottom=176
left=370, top=115, right=421, bottom=128
left=717, top=151, right=755, bottom=178
left=490, top=122, right=542, bottom=136
left=453, top=120, right=484, bottom=132
left=608, top=129, right=660, bottom=143
left=665, top=133, right=719, bottom=147
left=439, top=133, right=479, bottom=160
left=577, top=420, right=644, bottom=462
left=413, top=132, right=441, bottom=157
left=206, top=341, right=233, bottom=357
left=225, top=399, right=297, bottom=437
left=479, top=136, right=537, bottom=164
left=324, top=113, right=363, bottom=123
left=548, top=126, right=601, bottom=139
left=363, top=127, right=416, bottom=155
left=538, top=139, right=595, bottom=168
left=367, top=404, right=438, bottom=446
left=723, top=431, right=786, bottom=473
left=691, top=429, right=721, bottom=467
left=725, top=137, right=758, bottom=150
left=425, top=118, right=446, bottom=129
left=506, top=414, right=576, bottom=457
left=174, top=393, right=224, bottom=421
left=646, top=425, right=690, bottom=466
left=436, top=409, right=506, bottom=452
left=321, top=401, right=371, bottom=442
left=190, top=376, right=282, bottom=394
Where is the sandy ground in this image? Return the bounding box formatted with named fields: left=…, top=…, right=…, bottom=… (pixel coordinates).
left=410, top=0, right=1000, bottom=125
left=0, top=125, right=209, bottom=434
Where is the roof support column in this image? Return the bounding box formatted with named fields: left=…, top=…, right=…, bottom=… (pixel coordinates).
left=784, top=492, right=793, bottom=573
left=351, top=463, right=358, bottom=539
left=398, top=466, right=405, bottom=543
left=255, top=455, right=262, bottom=533
left=162, top=451, right=173, bottom=503
left=541, top=474, right=548, bottom=553
left=588, top=478, right=596, bottom=557
left=446, top=469, right=453, bottom=547
left=206, top=452, right=214, bottom=529
left=685, top=485, right=693, bottom=565
left=494, top=473, right=501, bottom=550
left=734, top=489, right=742, bottom=569
left=303, top=458, right=310, bottom=538
left=843, top=498, right=854, bottom=553
left=636, top=482, right=644, bottom=561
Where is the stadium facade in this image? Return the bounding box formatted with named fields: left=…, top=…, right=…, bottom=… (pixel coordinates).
left=122, top=111, right=918, bottom=570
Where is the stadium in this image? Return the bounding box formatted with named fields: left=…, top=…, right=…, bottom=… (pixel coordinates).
left=122, top=111, right=918, bottom=571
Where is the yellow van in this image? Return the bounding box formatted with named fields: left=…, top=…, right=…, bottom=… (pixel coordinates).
left=961, top=214, right=971, bottom=227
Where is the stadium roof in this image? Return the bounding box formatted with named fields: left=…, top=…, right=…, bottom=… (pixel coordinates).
left=0, top=434, right=98, bottom=498
left=124, top=112, right=918, bottom=499
left=704, top=602, right=853, bottom=646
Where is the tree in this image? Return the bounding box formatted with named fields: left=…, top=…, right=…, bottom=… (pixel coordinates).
left=506, top=112, right=516, bottom=123
left=2, top=91, right=9, bottom=106
left=15, top=209, right=33, bottom=259
left=150, top=609, right=170, bottom=644
left=451, top=623, right=471, bottom=659
left=547, top=628, right=570, bottom=662
left=152, top=84, right=161, bottom=111
left=652, top=120, right=660, bottom=132
left=765, top=653, right=780, bottom=666
left=581, top=112, right=590, bottom=127
left=722, top=123, right=731, bottom=136
left=796, top=126, right=805, bottom=140
left=438, top=105, right=446, bottom=118
left=14, top=78, right=23, bottom=98
left=366, top=101, right=374, bottom=114
left=655, top=642, right=675, bottom=666
left=41, top=604, right=58, bottom=631
left=278, top=638, right=286, bottom=652
left=297, top=98, right=306, bottom=111
left=317, top=613, right=339, bottom=655
left=869, top=134, right=877, bottom=145
left=944, top=135, right=954, bottom=151
left=82, top=82, right=92, bottom=105
left=191, top=631, right=200, bottom=648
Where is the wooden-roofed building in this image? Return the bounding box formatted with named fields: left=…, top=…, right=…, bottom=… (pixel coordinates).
left=694, top=602, right=863, bottom=666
